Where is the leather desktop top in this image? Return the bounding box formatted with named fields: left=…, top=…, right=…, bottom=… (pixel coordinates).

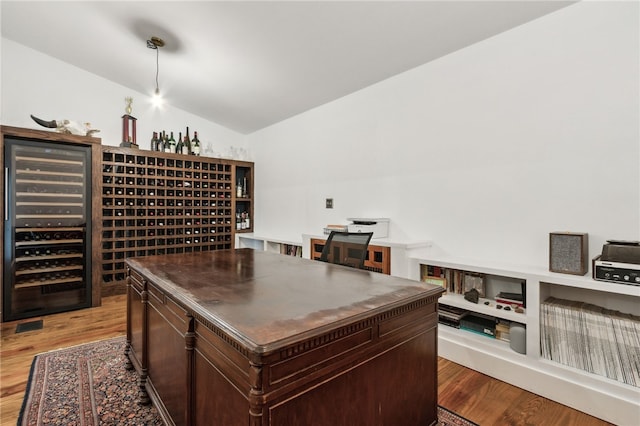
left=126, top=248, right=442, bottom=352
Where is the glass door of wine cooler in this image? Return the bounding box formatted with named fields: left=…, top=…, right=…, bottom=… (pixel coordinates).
left=3, top=138, right=92, bottom=321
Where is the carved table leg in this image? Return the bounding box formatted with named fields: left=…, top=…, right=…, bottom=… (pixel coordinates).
left=138, top=368, right=151, bottom=405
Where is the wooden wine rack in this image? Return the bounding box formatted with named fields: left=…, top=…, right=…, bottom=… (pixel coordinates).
left=100, top=147, right=253, bottom=296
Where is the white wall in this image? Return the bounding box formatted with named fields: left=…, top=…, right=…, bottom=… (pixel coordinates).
left=248, top=1, right=639, bottom=268
left=2, top=2, right=637, bottom=270
left=0, top=38, right=246, bottom=156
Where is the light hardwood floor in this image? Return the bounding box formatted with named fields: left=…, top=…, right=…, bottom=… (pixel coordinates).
left=1, top=295, right=612, bottom=426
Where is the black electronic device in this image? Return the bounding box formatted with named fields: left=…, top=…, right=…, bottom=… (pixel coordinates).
left=593, top=240, right=640, bottom=286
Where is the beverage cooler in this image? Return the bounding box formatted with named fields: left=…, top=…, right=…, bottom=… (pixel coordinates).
left=3, top=137, right=92, bottom=321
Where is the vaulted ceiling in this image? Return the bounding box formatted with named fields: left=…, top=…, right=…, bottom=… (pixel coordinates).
left=1, top=1, right=574, bottom=134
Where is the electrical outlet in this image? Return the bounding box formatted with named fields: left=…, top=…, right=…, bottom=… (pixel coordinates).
left=326, top=198, right=333, bottom=209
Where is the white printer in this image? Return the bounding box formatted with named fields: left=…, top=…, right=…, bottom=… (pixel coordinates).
left=347, top=218, right=389, bottom=239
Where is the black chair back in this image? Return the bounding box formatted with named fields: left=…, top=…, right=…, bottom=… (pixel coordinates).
left=320, top=231, right=373, bottom=269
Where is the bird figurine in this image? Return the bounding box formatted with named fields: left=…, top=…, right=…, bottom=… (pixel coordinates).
left=30, top=114, right=100, bottom=136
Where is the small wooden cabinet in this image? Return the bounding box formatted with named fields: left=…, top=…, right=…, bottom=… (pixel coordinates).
left=100, top=147, right=253, bottom=296
left=310, top=238, right=390, bottom=274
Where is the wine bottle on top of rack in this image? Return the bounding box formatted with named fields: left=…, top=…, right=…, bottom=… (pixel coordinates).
left=151, top=132, right=159, bottom=151
left=156, top=131, right=163, bottom=152
left=183, top=136, right=191, bottom=155
left=176, top=132, right=184, bottom=155
left=168, top=132, right=177, bottom=154
left=184, top=127, right=192, bottom=155
left=163, top=132, right=171, bottom=153
left=192, top=131, right=200, bottom=156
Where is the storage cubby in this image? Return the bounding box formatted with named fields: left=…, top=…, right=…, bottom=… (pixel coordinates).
left=310, top=238, right=390, bottom=274
left=236, top=234, right=302, bottom=257
left=101, top=147, right=253, bottom=295
left=234, top=163, right=253, bottom=232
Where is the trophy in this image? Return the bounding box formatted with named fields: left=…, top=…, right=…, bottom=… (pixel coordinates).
left=120, top=96, right=138, bottom=148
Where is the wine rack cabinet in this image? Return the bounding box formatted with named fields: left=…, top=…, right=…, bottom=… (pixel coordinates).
left=100, top=147, right=253, bottom=296
left=1, top=126, right=102, bottom=321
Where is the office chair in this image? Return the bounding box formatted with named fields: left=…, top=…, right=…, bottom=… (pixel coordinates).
left=319, top=231, right=373, bottom=270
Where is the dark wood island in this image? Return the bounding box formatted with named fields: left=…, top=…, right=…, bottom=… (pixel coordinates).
left=125, top=249, right=444, bottom=425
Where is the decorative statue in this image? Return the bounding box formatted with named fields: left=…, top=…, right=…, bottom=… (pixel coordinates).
left=30, top=114, right=100, bottom=136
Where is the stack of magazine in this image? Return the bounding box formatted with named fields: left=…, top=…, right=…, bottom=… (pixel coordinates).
left=540, top=297, right=640, bottom=387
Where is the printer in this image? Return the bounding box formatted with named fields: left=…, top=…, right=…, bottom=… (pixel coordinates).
left=593, top=240, right=640, bottom=286
left=347, top=218, right=389, bottom=239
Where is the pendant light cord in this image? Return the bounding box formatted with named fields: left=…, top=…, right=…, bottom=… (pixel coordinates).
left=155, top=46, right=160, bottom=94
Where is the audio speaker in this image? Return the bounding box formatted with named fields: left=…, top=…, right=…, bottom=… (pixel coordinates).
left=509, top=322, right=526, bottom=354
left=549, top=232, right=588, bottom=275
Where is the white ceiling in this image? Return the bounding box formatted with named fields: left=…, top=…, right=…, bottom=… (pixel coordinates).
left=1, top=1, right=574, bottom=134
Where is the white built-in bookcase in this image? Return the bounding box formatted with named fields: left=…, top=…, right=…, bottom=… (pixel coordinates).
left=408, top=256, right=640, bottom=426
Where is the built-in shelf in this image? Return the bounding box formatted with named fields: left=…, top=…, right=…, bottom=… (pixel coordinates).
left=409, top=255, right=640, bottom=426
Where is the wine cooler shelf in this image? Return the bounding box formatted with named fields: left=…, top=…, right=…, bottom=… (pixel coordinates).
left=100, top=148, right=254, bottom=290
left=14, top=154, right=86, bottom=227
left=14, top=227, right=86, bottom=289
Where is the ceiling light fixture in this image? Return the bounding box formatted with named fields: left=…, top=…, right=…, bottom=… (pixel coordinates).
left=146, top=36, right=165, bottom=105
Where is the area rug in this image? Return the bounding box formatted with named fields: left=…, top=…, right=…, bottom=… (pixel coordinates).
left=19, top=336, right=476, bottom=425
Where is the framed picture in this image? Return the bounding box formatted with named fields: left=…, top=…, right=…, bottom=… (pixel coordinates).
left=463, top=273, right=485, bottom=298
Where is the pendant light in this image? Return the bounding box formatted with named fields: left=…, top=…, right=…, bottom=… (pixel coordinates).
left=147, top=36, right=165, bottom=105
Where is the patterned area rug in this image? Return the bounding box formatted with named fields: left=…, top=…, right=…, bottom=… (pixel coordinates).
left=19, top=336, right=476, bottom=425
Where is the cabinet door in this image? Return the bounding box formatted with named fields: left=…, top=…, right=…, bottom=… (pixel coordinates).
left=3, top=138, right=92, bottom=321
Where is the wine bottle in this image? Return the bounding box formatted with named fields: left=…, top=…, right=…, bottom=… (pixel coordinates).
left=151, top=132, right=158, bottom=151
left=163, top=131, right=171, bottom=153
left=169, top=132, right=177, bottom=153
left=176, top=132, right=184, bottom=155
left=184, top=127, right=192, bottom=155
left=183, top=136, right=191, bottom=155
left=192, top=131, right=201, bottom=156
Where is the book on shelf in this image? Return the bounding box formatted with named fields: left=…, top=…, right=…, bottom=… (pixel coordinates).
left=494, top=291, right=524, bottom=308
left=460, top=313, right=496, bottom=338
left=540, top=296, right=640, bottom=387
left=438, top=304, right=468, bottom=328
left=280, top=244, right=301, bottom=257
left=495, top=320, right=511, bottom=342
left=421, top=265, right=486, bottom=296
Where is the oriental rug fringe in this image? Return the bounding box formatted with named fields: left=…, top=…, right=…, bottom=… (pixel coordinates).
left=18, top=336, right=476, bottom=426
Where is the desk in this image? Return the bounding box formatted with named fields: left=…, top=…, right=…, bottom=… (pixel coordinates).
left=125, top=249, right=443, bottom=425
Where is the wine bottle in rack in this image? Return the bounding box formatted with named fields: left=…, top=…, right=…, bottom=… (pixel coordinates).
left=191, top=132, right=201, bottom=156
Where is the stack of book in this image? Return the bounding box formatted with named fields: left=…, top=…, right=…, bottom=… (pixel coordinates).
left=540, top=297, right=640, bottom=387
left=438, top=305, right=468, bottom=328
left=494, top=292, right=525, bottom=308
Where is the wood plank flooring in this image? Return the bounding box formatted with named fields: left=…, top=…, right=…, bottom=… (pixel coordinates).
left=1, top=295, right=612, bottom=426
